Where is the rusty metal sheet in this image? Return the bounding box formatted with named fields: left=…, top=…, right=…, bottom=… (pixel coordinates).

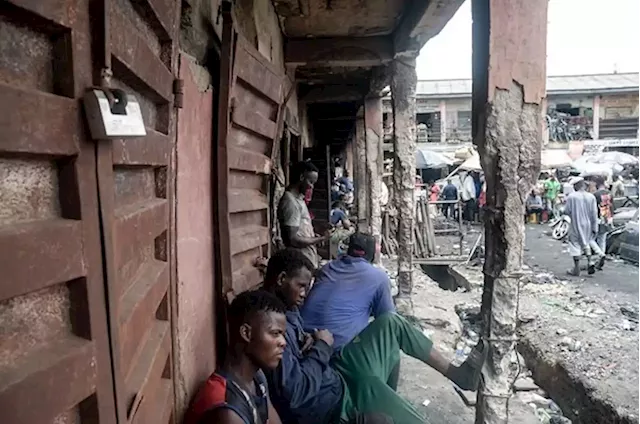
left=144, top=0, right=176, bottom=39
left=124, top=321, right=170, bottom=414
left=0, top=85, right=80, bottom=156
left=113, top=199, right=168, bottom=272
left=5, top=0, right=74, bottom=27
left=110, top=4, right=174, bottom=101
left=0, top=219, right=85, bottom=301
left=0, top=0, right=116, bottom=423
left=96, top=0, right=179, bottom=421
left=0, top=337, right=96, bottom=423
left=112, top=130, right=171, bottom=166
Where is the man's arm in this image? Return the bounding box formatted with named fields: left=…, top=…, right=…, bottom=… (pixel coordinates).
left=280, top=195, right=326, bottom=247
left=270, top=336, right=333, bottom=411
left=268, top=397, right=283, bottom=424
left=282, top=226, right=328, bottom=248
left=372, top=273, right=395, bottom=318
left=199, top=408, right=245, bottom=424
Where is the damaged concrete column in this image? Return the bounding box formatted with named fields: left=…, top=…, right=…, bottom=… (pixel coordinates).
left=391, top=56, right=417, bottom=308
left=472, top=0, right=547, bottom=423
left=364, top=96, right=384, bottom=262
left=355, top=108, right=368, bottom=231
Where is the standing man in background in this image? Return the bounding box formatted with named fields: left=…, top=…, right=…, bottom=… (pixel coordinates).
left=279, top=161, right=330, bottom=269
left=544, top=174, right=562, bottom=220
left=460, top=171, right=477, bottom=223
left=441, top=178, right=458, bottom=219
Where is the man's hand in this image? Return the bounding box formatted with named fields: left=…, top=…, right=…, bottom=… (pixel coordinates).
left=313, top=329, right=334, bottom=346
left=301, top=333, right=314, bottom=352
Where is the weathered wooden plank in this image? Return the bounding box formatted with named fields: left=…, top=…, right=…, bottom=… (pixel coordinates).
left=235, top=45, right=282, bottom=103
left=228, top=146, right=271, bottom=174
left=113, top=199, right=168, bottom=270
left=228, top=127, right=271, bottom=154
left=112, top=130, right=170, bottom=166
left=110, top=6, right=173, bottom=101
left=0, top=219, right=84, bottom=301
left=124, top=320, right=170, bottom=420
left=0, top=336, right=96, bottom=424
left=0, top=84, right=80, bottom=156
left=232, top=106, right=277, bottom=140
left=230, top=266, right=263, bottom=297
left=228, top=189, right=268, bottom=214
left=142, top=0, right=175, bottom=39
left=132, top=378, right=173, bottom=424
left=230, top=226, right=269, bottom=256
left=118, top=260, right=169, bottom=375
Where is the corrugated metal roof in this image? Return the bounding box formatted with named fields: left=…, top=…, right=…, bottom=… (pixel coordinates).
left=415, top=72, right=639, bottom=97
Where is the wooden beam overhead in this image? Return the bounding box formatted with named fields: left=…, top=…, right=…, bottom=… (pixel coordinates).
left=285, top=36, right=393, bottom=67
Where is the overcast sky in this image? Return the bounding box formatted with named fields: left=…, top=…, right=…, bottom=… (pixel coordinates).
left=416, top=0, right=640, bottom=80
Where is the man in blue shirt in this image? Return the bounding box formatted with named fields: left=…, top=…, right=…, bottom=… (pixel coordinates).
left=301, top=233, right=393, bottom=350
left=441, top=178, right=458, bottom=219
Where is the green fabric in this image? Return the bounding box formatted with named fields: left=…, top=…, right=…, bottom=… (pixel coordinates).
left=331, top=313, right=434, bottom=424
left=544, top=179, right=561, bottom=200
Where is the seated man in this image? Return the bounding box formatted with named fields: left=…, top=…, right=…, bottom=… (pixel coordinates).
left=525, top=189, right=544, bottom=223
left=263, top=248, right=486, bottom=424
left=301, top=233, right=392, bottom=351
left=185, top=290, right=286, bottom=424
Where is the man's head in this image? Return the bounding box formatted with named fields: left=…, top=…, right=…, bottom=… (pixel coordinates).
left=291, top=161, right=319, bottom=192
left=228, top=290, right=287, bottom=369
left=265, top=248, right=315, bottom=308
left=447, top=179, right=452, bottom=185
left=594, top=176, right=606, bottom=189
left=347, top=232, right=377, bottom=263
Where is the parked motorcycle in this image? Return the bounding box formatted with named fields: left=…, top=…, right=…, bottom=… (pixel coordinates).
left=549, top=205, right=569, bottom=240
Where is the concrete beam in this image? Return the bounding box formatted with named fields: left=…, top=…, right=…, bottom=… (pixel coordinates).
left=285, top=36, right=393, bottom=67
left=393, top=0, right=465, bottom=54
left=472, top=0, right=548, bottom=423
left=300, top=85, right=365, bottom=103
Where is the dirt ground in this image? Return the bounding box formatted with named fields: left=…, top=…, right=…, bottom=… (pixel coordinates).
left=383, top=224, right=639, bottom=423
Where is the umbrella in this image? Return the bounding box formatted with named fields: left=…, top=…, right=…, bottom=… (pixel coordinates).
left=588, top=151, right=638, bottom=166
left=459, top=152, right=482, bottom=171
left=415, top=148, right=453, bottom=169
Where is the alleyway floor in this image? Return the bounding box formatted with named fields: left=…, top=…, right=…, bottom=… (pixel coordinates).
left=388, top=224, right=639, bottom=423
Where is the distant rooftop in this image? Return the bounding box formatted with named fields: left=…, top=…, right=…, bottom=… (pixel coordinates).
left=413, top=72, right=639, bottom=97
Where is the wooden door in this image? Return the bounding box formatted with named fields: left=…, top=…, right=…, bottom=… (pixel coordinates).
left=0, top=1, right=116, bottom=423
left=216, top=3, right=285, bottom=301
left=95, top=0, right=180, bottom=423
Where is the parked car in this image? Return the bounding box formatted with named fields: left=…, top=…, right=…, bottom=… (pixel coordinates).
left=606, top=208, right=639, bottom=262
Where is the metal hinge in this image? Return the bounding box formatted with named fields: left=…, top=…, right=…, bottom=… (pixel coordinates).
left=173, top=78, right=184, bottom=109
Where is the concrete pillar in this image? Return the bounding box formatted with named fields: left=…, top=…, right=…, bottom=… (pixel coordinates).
left=472, top=1, right=547, bottom=423
left=391, top=56, right=417, bottom=307
left=355, top=110, right=367, bottom=231
left=439, top=99, right=447, bottom=143
left=364, top=96, right=384, bottom=262
left=593, top=95, right=601, bottom=139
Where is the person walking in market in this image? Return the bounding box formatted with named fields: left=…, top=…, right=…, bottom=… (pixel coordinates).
left=564, top=177, right=604, bottom=276
left=544, top=174, right=562, bottom=220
